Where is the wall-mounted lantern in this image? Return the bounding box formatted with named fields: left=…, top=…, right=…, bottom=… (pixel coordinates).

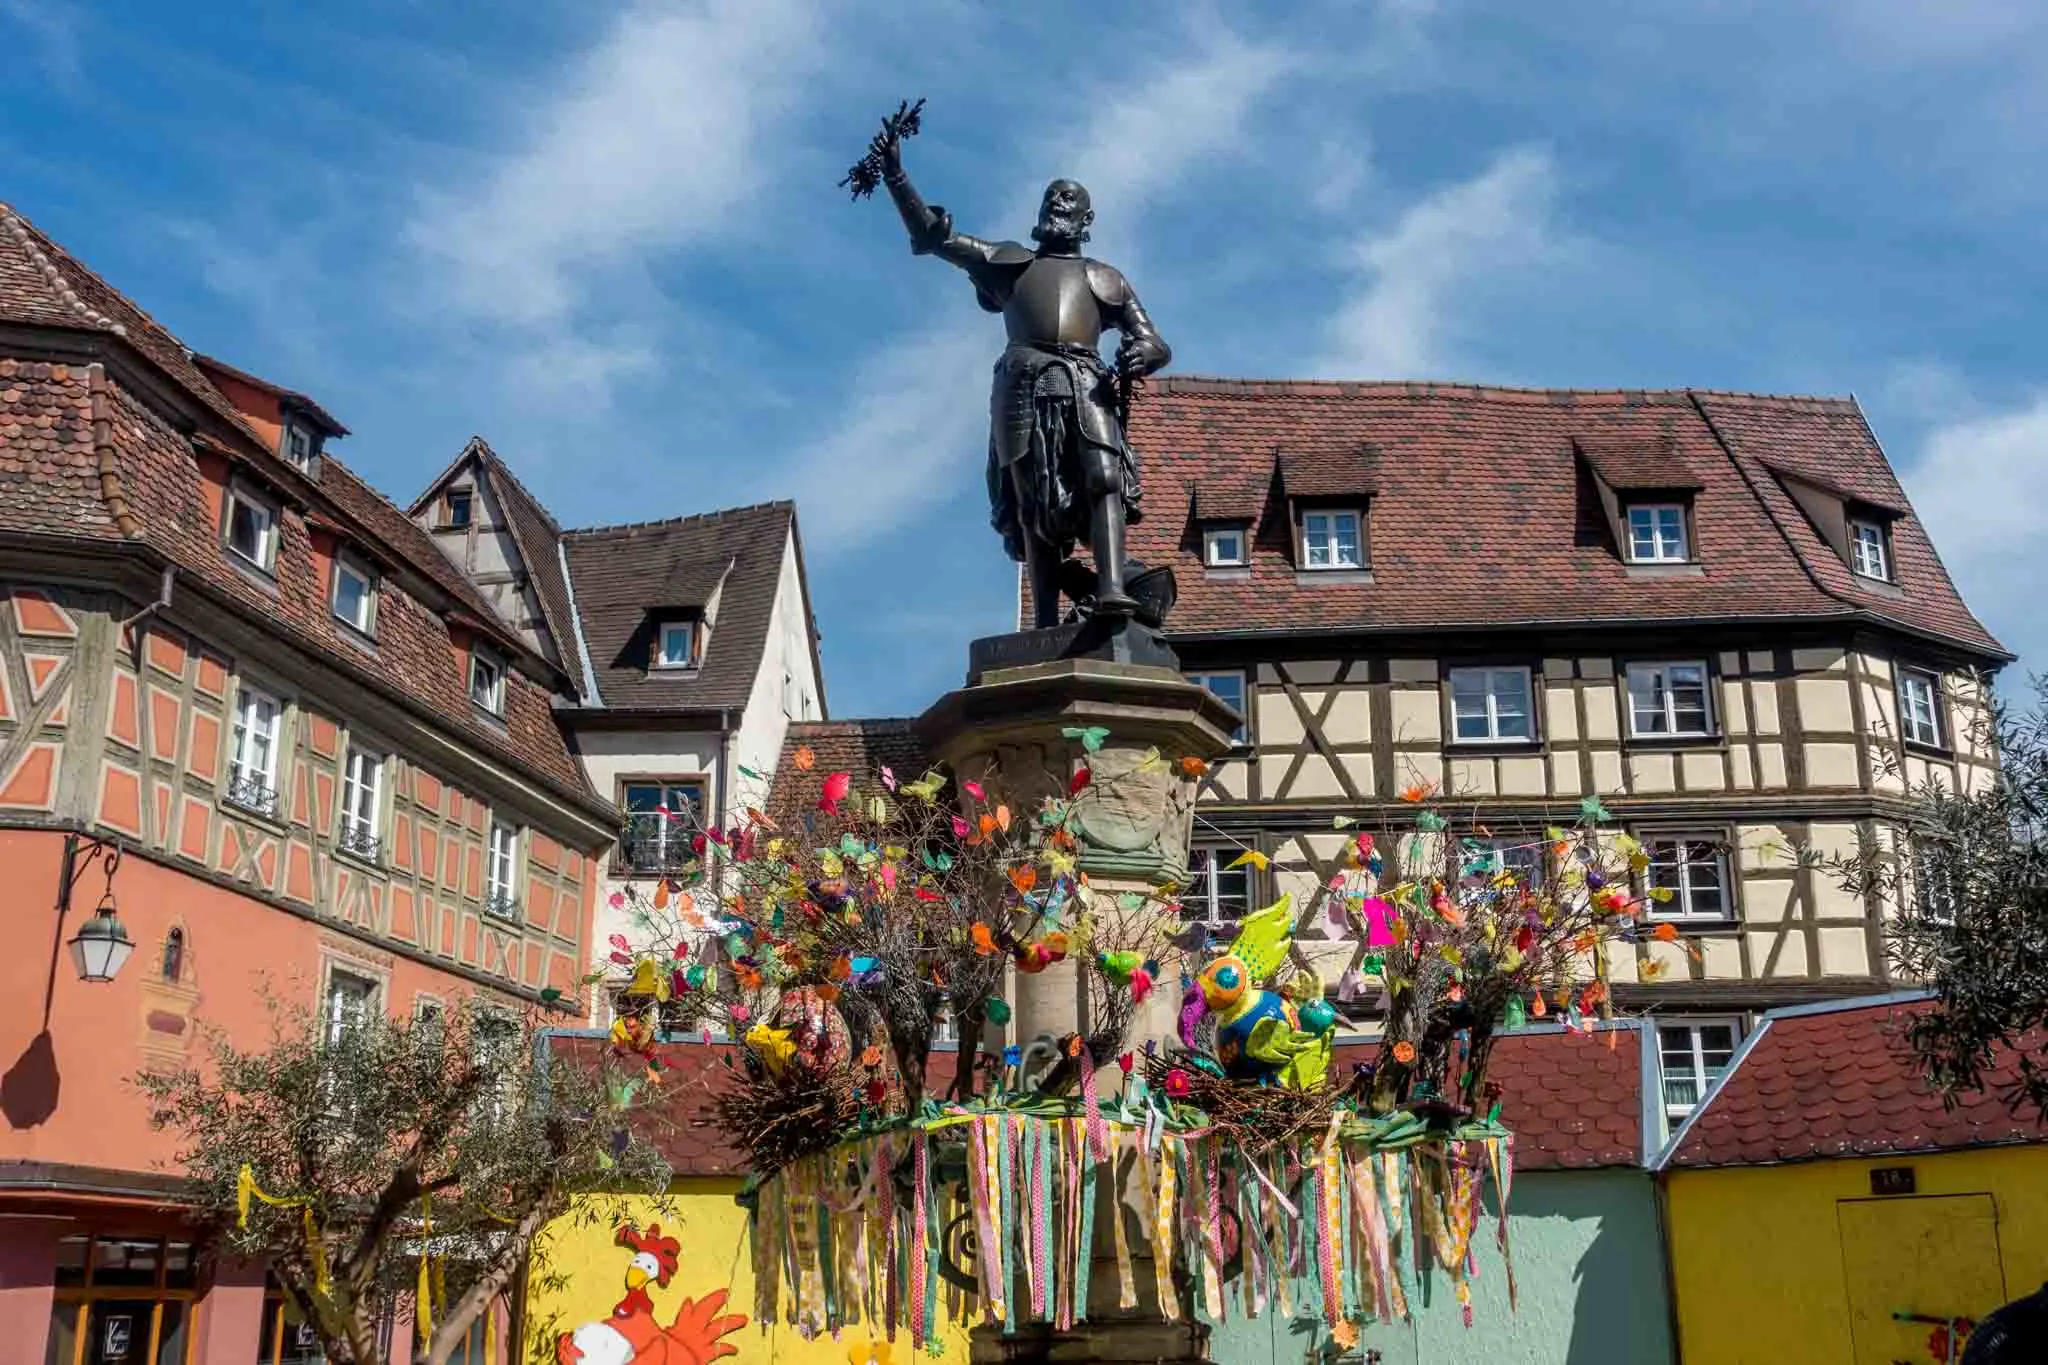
left=59, top=834, right=134, bottom=984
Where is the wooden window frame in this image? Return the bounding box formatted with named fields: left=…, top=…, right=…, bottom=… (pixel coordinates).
left=1185, top=844, right=1254, bottom=926
left=1897, top=667, right=1945, bottom=750
left=1202, top=524, right=1249, bottom=568
left=617, top=777, right=709, bottom=878
left=486, top=819, right=522, bottom=919
left=225, top=680, right=285, bottom=819
left=1639, top=830, right=1736, bottom=922
left=469, top=647, right=506, bottom=716
left=442, top=487, right=474, bottom=530
left=1447, top=665, right=1538, bottom=744
left=1624, top=501, right=1691, bottom=564
left=654, top=620, right=698, bottom=671
left=1656, top=1016, right=1742, bottom=1121
left=331, top=550, right=378, bottom=637
left=47, top=1231, right=203, bottom=1365
left=1625, top=660, right=1716, bottom=739
left=1848, top=516, right=1892, bottom=582
left=222, top=480, right=280, bottom=575
left=1297, top=507, right=1365, bottom=571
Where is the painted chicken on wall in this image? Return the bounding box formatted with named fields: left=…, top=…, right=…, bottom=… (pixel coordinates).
left=555, top=1223, right=749, bottom=1365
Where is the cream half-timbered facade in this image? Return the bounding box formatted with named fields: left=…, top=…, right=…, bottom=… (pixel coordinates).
left=1125, top=376, right=2009, bottom=1137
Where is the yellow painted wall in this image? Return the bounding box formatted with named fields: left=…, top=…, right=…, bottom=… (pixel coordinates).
left=1666, top=1145, right=2048, bottom=1365
left=523, top=1178, right=974, bottom=1363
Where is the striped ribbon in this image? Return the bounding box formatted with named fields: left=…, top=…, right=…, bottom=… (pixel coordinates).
left=910, top=1133, right=929, bottom=1347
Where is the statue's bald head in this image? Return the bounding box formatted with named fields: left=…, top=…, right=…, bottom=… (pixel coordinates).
left=1032, top=178, right=1093, bottom=248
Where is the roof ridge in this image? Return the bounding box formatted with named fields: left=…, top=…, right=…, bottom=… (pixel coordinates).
left=1148, top=373, right=1857, bottom=407
left=0, top=202, right=130, bottom=335
left=563, top=499, right=795, bottom=538
left=479, top=443, right=564, bottom=534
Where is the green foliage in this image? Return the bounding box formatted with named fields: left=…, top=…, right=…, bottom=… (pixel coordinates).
left=1839, top=680, right=2048, bottom=1121
left=138, top=990, right=673, bottom=1365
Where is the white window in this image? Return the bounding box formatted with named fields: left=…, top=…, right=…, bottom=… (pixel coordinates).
left=486, top=820, right=520, bottom=917
left=1203, top=525, right=1248, bottom=567
left=469, top=650, right=505, bottom=714
left=1627, top=661, right=1713, bottom=737
left=1910, top=837, right=1958, bottom=926
left=227, top=684, right=282, bottom=815
left=332, top=553, right=375, bottom=634
left=1849, top=519, right=1890, bottom=580
left=1299, top=509, right=1363, bottom=570
left=656, top=621, right=696, bottom=670
left=1645, top=834, right=1731, bottom=920
left=223, top=484, right=279, bottom=572
left=282, top=421, right=315, bottom=472
left=1657, top=1019, right=1740, bottom=1120
left=932, top=998, right=959, bottom=1047
left=324, top=969, right=378, bottom=1045
left=1898, top=669, right=1943, bottom=747
left=1186, top=669, right=1248, bottom=744
left=1472, top=836, right=1545, bottom=886
left=1449, top=667, right=1534, bottom=743
left=339, top=746, right=383, bottom=859
left=620, top=781, right=705, bottom=873
left=1626, top=503, right=1688, bottom=563
left=1185, top=846, right=1253, bottom=924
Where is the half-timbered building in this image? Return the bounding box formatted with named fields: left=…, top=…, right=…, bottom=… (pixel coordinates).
left=1121, top=376, right=2008, bottom=1136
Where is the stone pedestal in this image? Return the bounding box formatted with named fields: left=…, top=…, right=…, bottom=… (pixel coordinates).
left=915, top=653, right=1238, bottom=1365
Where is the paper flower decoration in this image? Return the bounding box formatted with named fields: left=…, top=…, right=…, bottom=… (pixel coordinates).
left=1392, top=1041, right=1417, bottom=1065
left=1165, top=1068, right=1192, bottom=1098
left=792, top=746, right=815, bottom=771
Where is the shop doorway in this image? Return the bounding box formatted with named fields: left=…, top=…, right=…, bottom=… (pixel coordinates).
left=44, top=1233, right=198, bottom=1365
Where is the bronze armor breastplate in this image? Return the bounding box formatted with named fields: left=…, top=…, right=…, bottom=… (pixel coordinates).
left=1003, top=255, right=1102, bottom=347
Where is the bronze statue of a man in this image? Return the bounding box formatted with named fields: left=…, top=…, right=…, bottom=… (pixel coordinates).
left=866, top=122, right=1173, bottom=628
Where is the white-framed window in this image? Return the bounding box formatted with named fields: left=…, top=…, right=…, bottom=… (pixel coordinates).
left=223, top=483, right=280, bottom=573
left=338, top=745, right=383, bottom=860
left=1186, top=669, right=1249, bottom=744
left=486, top=820, right=520, bottom=918
left=1185, top=845, right=1253, bottom=924
left=1909, top=837, right=1959, bottom=926
left=1644, top=834, right=1731, bottom=920
left=227, top=684, right=283, bottom=815
left=1472, top=835, right=1545, bottom=886
left=1626, top=503, right=1689, bottom=563
left=620, top=780, right=706, bottom=874
left=1203, top=525, right=1248, bottom=568
left=324, top=968, right=378, bottom=1046
left=1298, top=509, right=1363, bottom=570
left=655, top=621, right=696, bottom=670
left=1898, top=669, right=1943, bottom=748
left=1627, top=661, right=1713, bottom=737
left=469, top=649, right=505, bottom=714
left=282, top=421, right=316, bottom=472
left=1849, top=518, right=1890, bottom=581
left=1657, top=1018, right=1740, bottom=1120
left=1448, top=666, right=1535, bottom=743
left=443, top=488, right=473, bottom=529
left=331, top=552, right=376, bottom=635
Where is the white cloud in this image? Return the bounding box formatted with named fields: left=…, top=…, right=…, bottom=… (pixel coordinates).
left=1, top=0, right=81, bottom=87
left=404, top=0, right=821, bottom=329
left=784, top=28, right=1295, bottom=553
left=1904, top=394, right=2048, bottom=677
left=1315, top=145, right=1558, bottom=380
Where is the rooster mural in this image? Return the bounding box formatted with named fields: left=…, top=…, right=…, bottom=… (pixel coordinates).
left=555, top=1222, right=749, bottom=1365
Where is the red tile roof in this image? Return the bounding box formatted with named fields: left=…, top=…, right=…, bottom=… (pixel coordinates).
left=1129, top=377, right=2005, bottom=658
left=573, top=1024, right=1645, bottom=1177
left=0, top=201, right=602, bottom=818
left=1662, top=995, right=2048, bottom=1168
left=765, top=719, right=930, bottom=820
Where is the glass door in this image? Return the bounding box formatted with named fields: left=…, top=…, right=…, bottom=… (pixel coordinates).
left=44, top=1234, right=197, bottom=1365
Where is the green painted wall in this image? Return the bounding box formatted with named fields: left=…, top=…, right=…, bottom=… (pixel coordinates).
left=1205, top=1169, right=1673, bottom=1364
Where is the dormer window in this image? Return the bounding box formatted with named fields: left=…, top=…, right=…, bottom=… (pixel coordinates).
left=1626, top=503, right=1689, bottom=563
left=1849, top=517, right=1891, bottom=581
left=469, top=648, right=505, bottom=715
left=223, top=482, right=280, bottom=574
left=655, top=621, right=697, bottom=670
left=1202, top=525, right=1248, bottom=568
left=1299, top=509, right=1363, bottom=570
left=281, top=419, right=318, bottom=472
left=444, top=488, right=473, bottom=530
left=331, top=552, right=377, bottom=636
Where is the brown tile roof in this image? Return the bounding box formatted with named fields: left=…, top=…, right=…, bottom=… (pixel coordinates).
left=1333, top=1023, right=1648, bottom=1171
left=1129, top=377, right=2005, bottom=658
left=765, top=719, right=931, bottom=821
left=561, top=502, right=795, bottom=712
left=1661, top=994, right=2048, bottom=1169
left=0, top=201, right=602, bottom=817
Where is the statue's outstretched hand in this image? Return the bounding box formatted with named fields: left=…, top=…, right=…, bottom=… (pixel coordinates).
left=869, top=118, right=904, bottom=177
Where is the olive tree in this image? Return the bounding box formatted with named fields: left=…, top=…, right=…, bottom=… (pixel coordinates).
left=140, top=991, right=672, bottom=1365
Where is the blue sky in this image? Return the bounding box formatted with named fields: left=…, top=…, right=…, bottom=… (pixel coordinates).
left=5, top=0, right=2045, bottom=716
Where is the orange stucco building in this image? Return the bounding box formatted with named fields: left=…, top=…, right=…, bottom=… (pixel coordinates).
left=0, top=201, right=619, bottom=1363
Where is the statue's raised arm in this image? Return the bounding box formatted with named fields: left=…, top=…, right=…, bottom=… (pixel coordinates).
left=849, top=102, right=1177, bottom=632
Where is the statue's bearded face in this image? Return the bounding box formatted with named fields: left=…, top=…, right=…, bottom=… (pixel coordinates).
left=1032, top=179, right=1093, bottom=246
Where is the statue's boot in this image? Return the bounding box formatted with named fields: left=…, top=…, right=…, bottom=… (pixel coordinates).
left=1090, top=496, right=1139, bottom=618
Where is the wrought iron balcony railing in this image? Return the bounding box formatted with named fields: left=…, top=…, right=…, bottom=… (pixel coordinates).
left=336, top=821, right=382, bottom=862
left=224, top=770, right=280, bottom=819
